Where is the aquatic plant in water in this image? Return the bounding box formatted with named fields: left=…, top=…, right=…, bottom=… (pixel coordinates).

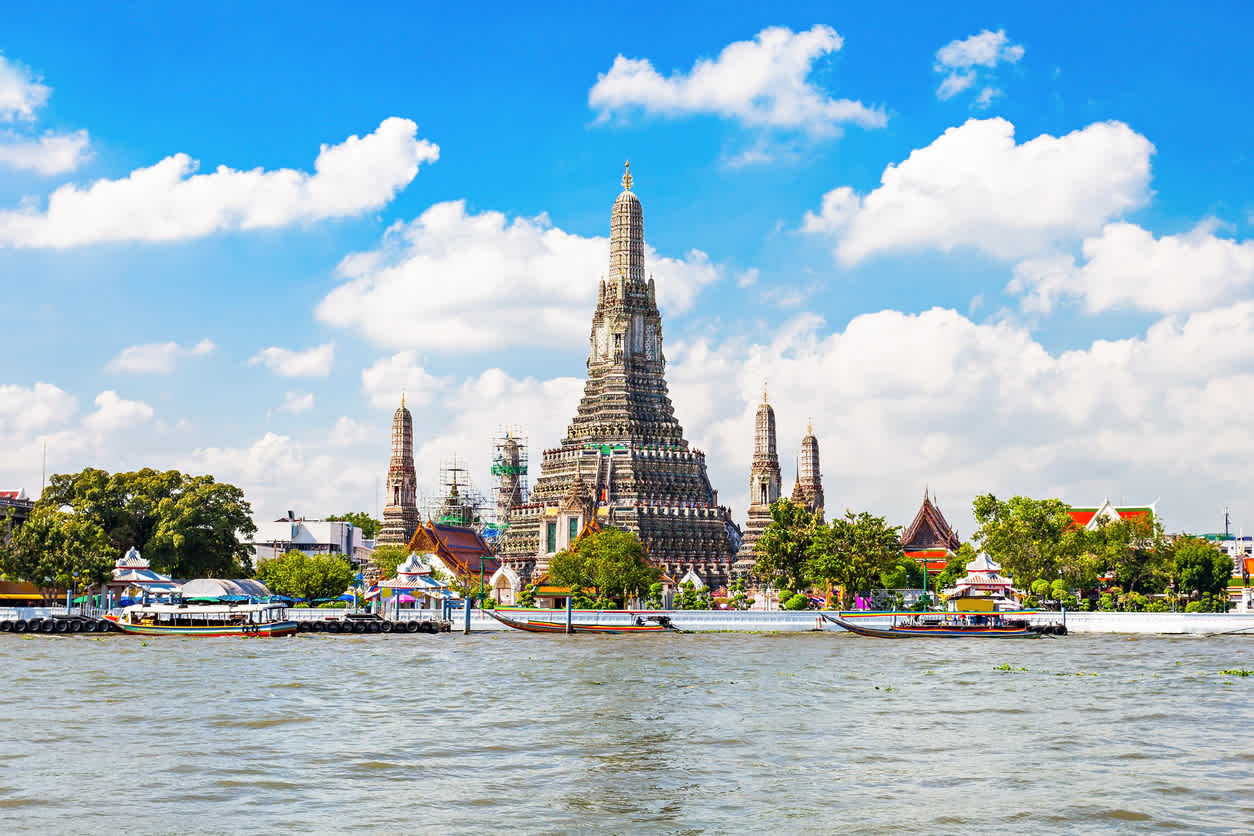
left=1219, top=669, right=1253, bottom=677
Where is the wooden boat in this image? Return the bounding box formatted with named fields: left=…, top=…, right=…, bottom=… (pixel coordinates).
left=105, top=600, right=298, bottom=637
left=487, top=609, right=677, bottom=634
left=822, top=612, right=1045, bottom=639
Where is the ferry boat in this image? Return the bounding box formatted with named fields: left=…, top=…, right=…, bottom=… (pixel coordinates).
left=822, top=612, right=1054, bottom=639
left=487, top=609, right=678, bottom=634
left=106, top=600, right=298, bottom=637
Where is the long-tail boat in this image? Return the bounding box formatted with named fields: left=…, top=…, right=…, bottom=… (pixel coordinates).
left=822, top=612, right=1056, bottom=639
left=486, top=609, right=678, bottom=634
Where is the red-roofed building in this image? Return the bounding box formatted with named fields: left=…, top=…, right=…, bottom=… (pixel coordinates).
left=1067, top=499, right=1157, bottom=530
left=407, top=521, right=499, bottom=596
left=902, top=489, right=961, bottom=573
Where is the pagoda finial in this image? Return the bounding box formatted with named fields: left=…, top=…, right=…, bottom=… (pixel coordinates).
left=762, top=380, right=768, bottom=403
left=807, top=417, right=813, bottom=435
left=401, top=390, right=406, bottom=409
left=621, top=160, right=633, bottom=191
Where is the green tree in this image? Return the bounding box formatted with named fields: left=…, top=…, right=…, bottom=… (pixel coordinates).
left=1085, top=515, right=1171, bottom=596
left=676, top=580, right=712, bottom=610
left=753, top=499, right=818, bottom=592
left=255, top=550, right=355, bottom=602
left=37, top=468, right=256, bottom=578
left=517, top=583, right=538, bottom=608
left=326, top=512, right=382, bottom=540
left=971, top=495, right=1081, bottom=589
left=0, top=506, right=112, bottom=599
left=1173, top=537, right=1234, bottom=603
left=547, top=528, right=658, bottom=607
left=880, top=556, right=924, bottom=590
left=370, top=544, right=410, bottom=578
left=727, top=575, right=755, bottom=610
left=806, top=511, right=904, bottom=608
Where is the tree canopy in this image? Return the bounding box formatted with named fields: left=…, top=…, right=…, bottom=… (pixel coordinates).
left=806, top=511, right=904, bottom=608
left=255, top=550, right=355, bottom=602
left=326, top=512, right=381, bottom=540
left=547, top=527, right=658, bottom=607
left=972, top=494, right=1081, bottom=587
left=1173, top=537, right=1234, bottom=599
left=753, top=499, right=818, bottom=591
left=0, top=506, right=112, bottom=593
left=370, top=544, right=410, bottom=579
left=35, top=467, right=256, bottom=578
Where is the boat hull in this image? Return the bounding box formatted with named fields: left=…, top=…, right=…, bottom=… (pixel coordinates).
left=824, top=614, right=1041, bottom=639
left=487, top=610, right=671, bottom=634
left=105, top=616, right=298, bottom=637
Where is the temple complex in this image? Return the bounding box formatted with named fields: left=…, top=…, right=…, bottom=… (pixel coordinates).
left=733, top=390, right=781, bottom=575
left=376, top=396, right=421, bottom=546
left=499, top=163, right=737, bottom=590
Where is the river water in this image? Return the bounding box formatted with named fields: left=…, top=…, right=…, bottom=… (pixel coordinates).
left=2, top=631, right=1252, bottom=834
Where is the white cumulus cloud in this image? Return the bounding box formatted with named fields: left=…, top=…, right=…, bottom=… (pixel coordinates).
left=317, top=199, right=723, bottom=351
left=934, top=29, right=1024, bottom=104
left=1009, top=221, right=1254, bottom=314
left=0, top=117, right=438, bottom=248
left=589, top=25, right=886, bottom=136
left=0, top=54, right=50, bottom=121
left=278, top=392, right=315, bottom=413
left=0, top=382, right=77, bottom=434
left=360, top=351, right=450, bottom=409
left=801, top=118, right=1155, bottom=266
left=664, top=304, right=1254, bottom=533
left=106, top=338, right=215, bottom=374
left=249, top=343, right=335, bottom=378
left=81, top=391, right=154, bottom=433
left=0, top=130, right=91, bottom=175
left=0, top=54, right=91, bottom=174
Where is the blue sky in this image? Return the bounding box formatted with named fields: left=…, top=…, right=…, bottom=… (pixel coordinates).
left=3, top=2, right=1253, bottom=537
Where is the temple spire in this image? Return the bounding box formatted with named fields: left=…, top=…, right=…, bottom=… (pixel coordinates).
left=609, top=161, right=645, bottom=282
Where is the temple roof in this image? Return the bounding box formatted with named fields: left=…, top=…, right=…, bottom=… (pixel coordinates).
left=426, top=522, right=499, bottom=578
left=902, top=489, right=961, bottom=552
left=1067, top=499, right=1156, bottom=530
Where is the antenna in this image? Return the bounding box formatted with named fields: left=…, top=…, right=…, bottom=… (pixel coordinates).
left=1226, top=506, right=1232, bottom=538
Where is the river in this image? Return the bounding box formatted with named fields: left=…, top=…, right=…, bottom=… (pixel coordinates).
left=2, top=631, right=1252, bottom=834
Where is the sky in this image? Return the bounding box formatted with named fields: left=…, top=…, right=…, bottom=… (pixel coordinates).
left=3, top=1, right=1254, bottom=539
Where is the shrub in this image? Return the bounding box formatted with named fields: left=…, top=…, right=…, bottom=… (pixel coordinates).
left=784, top=593, right=809, bottom=611
left=1185, top=600, right=1205, bottom=613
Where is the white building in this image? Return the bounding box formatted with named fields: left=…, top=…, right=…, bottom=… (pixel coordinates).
left=251, top=511, right=370, bottom=564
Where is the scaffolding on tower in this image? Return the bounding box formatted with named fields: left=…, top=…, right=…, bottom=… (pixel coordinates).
left=424, top=454, right=487, bottom=530
left=489, top=427, right=528, bottom=535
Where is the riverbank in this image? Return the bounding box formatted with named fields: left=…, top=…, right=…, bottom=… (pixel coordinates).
left=6, top=606, right=1251, bottom=635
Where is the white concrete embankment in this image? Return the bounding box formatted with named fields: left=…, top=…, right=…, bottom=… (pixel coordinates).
left=8, top=607, right=1252, bottom=636
left=286, top=608, right=1254, bottom=635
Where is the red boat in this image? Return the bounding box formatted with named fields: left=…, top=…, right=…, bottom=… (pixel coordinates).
left=823, top=612, right=1058, bottom=639
left=486, top=609, right=678, bottom=634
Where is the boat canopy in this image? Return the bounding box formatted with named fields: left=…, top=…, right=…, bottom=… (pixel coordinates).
left=179, top=578, right=272, bottom=599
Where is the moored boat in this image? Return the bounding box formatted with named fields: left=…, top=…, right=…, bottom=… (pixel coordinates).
left=105, top=600, right=298, bottom=637
left=487, top=609, right=678, bottom=634
left=822, top=612, right=1055, bottom=639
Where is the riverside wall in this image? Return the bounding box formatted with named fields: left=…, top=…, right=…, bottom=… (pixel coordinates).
left=6, top=606, right=1253, bottom=636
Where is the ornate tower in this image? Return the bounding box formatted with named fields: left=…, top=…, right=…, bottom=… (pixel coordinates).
left=503, top=163, right=737, bottom=585
left=377, top=395, right=421, bottom=545
left=494, top=433, right=525, bottom=528
left=734, top=389, right=781, bottom=573
left=798, top=422, right=824, bottom=515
